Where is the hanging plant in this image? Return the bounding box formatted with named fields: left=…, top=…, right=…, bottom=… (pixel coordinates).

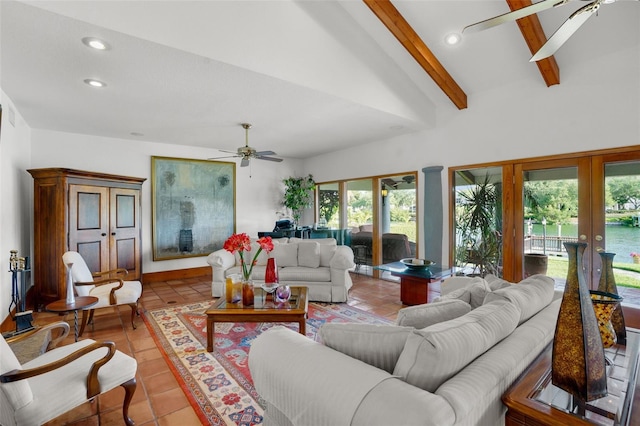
left=282, top=174, right=315, bottom=226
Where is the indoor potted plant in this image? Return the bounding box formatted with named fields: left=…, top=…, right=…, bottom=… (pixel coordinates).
left=282, top=174, right=315, bottom=227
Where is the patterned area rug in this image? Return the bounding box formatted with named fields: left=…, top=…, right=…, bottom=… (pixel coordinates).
left=143, top=300, right=391, bottom=425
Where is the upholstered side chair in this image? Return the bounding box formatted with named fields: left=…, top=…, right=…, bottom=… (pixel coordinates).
left=62, top=251, right=142, bottom=336
left=0, top=332, right=137, bottom=426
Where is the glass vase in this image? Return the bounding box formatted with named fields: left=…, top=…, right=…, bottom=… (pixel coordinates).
left=262, top=257, right=279, bottom=294
left=552, top=241, right=607, bottom=402
left=242, top=275, right=254, bottom=306
left=275, top=284, right=291, bottom=302
left=597, top=252, right=626, bottom=345
left=65, top=262, right=76, bottom=304
left=590, top=290, right=623, bottom=349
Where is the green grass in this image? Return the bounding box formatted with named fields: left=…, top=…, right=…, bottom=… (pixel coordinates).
left=546, top=257, right=640, bottom=289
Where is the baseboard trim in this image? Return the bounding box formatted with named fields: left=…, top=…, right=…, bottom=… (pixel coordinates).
left=142, top=266, right=211, bottom=283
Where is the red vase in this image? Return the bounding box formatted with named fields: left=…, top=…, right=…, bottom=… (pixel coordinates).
left=265, top=257, right=279, bottom=284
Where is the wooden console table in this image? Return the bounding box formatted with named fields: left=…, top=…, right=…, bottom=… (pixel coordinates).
left=503, top=329, right=640, bottom=426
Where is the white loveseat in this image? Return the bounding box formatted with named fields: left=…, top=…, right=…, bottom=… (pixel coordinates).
left=249, top=274, right=561, bottom=426
left=206, top=237, right=355, bottom=302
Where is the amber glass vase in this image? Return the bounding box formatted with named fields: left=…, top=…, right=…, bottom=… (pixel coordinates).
left=597, top=252, right=626, bottom=345
left=590, top=290, right=623, bottom=349
left=552, top=242, right=607, bottom=402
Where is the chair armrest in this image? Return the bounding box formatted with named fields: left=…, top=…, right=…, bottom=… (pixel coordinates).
left=207, top=249, right=235, bottom=269
left=329, top=245, right=355, bottom=270
left=93, top=268, right=128, bottom=278
left=0, top=341, right=116, bottom=399
left=78, top=277, right=125, bottom=305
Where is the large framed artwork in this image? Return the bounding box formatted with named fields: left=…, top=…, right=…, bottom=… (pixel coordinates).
left=151, top=156, right=235, bottom=260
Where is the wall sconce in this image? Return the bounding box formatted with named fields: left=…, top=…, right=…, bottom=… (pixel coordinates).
left=381, top=188, right=388, bottom=197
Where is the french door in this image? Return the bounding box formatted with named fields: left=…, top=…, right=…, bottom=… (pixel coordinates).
left=511, top=150, right=640, bottom=322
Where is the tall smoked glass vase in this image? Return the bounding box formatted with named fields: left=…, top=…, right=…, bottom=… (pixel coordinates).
left=552, top=242, right=607, bottom=403
left=597, top=251, right=626, bottom=345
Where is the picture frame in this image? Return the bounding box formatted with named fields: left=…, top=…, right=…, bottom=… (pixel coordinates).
left=151, top=156, right=235, bottom=260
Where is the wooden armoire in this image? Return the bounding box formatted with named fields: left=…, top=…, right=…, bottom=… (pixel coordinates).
left=28, top=168, right=146, bottom=308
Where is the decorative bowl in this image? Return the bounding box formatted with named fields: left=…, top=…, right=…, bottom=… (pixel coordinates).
left=400, top=258, right=435, bottom=270
left=261, top=282, right=279, bottom=293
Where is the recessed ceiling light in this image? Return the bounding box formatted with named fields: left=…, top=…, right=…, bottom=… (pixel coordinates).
left=444, top=33, right=462, bottom=46
left=83, top=79, right=106, bottom=88
left=81, top=37, right=110, bottom=50
left=130, top=132, right=144, bottom=137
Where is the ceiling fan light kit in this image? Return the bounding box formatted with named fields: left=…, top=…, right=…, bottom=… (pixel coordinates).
left=463, top=0, right=620, bottom=62
left=208, top=122, right=283, bottom=168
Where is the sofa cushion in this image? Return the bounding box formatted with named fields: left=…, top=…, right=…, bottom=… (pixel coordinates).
left=434, top=279, right=490, bottom=309
left=278, top=266, right=331, bottom=282
left=319, top=324, right=413, bottom=374
left=440, top=276, right=487, bottom=296
left=298, top=241, right=320, bottom=268
left=393, top=300, right=521, bottom=392
left=483, top=274, right=555, bottom=324
left=395, top=299, right=472, bottom=329
left=272, top=243, right=298, bottom=267
left=319, top=244, right=337, bottom=267
left=484, top=274, right=513, bottom=291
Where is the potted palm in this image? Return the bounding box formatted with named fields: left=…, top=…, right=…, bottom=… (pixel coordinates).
left=456, top=175, right=502, bottom=277
left=282, top=174, right=315, bottom=227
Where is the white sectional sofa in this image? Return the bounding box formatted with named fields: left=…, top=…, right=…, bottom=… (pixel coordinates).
left=206, top=237, right=355, bottom=302
left=249, top=274, right=561, bottom=426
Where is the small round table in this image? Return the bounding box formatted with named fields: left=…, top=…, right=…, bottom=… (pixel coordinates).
left=46, top=296, right=98, bottom=341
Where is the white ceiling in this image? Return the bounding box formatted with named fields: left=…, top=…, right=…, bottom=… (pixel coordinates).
left=1, top=0, right=638, bottom=160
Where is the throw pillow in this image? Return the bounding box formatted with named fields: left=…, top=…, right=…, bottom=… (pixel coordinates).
left=318, top=244, right=337, bottom=267
left=484, top=274, right=513, bottom=291
left=392, top=300, right=521, bottom=392
left=483, top=274, right=555, bottom=324
left=440, top=276, right=487, bottom=296
left=395, top=299, right=472, bottom=329
left=271, top=243, right=298, bottom=267
left=319, top=323, right=413, bottom=374
left=297, top=241, right=320, bottom=268
left=433, top=280, right=489, bottom=308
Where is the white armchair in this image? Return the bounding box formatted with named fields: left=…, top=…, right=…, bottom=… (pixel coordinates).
left=62, top=251, right=142, bottom=336
left=0, top=332, right=137, bottom=426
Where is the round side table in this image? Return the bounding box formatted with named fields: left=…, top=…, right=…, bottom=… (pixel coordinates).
left=46, top=296, right=98, bottom=341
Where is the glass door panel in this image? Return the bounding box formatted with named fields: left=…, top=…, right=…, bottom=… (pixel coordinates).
left=317, top=182, right=340, bottom=229
left=453, top=166, right=503, bottom=277
left=521, top=166, right=579, bottom=285
left=594, top=154, right=640, bottom=312
left=382, top=173, right=418, bottom=262
left=347, top=179, right=374, bottom=271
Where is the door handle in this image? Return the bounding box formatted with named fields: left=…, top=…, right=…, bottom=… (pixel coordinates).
left=111, top=232, right=116, bottom=236
left=101, top=233, right=107, bottom=237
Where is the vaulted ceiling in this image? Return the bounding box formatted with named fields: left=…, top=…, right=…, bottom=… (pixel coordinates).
left=1, top=1, right=638, bottom=159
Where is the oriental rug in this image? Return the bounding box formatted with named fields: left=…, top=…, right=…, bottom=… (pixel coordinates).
left=143, top=300, right=392, bottom=425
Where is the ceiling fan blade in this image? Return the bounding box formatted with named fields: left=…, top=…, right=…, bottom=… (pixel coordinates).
left=530, top=0, right=600, bottom=61
left=254, top=150, right=277, bottom=156
left=240, top=157, right=250, bottom=167
left=207, top=155, right=240, bottom=160
left=255, top=156, right=283, bottom=162
left=463, top=0, right=572, bottom=34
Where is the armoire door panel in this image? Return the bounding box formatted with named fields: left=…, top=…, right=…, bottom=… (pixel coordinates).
left=114, top=238, right=137, bottom=272
left=77, top=241, right=104, bottom=273
left=69, top=185, right=110, bottom=271
left=110, top=188, right=141, bottom=278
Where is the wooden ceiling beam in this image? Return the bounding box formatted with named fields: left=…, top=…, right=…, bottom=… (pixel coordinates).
left=363, top=0, right=468, bottom=110
left=506, top=0, right=560, bottom=86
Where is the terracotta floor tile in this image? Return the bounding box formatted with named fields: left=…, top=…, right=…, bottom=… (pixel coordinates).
left=148, top=388, right=191, bottom=418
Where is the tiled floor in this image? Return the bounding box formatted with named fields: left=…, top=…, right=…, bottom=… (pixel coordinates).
left=30, top=272, right=417, bottom=425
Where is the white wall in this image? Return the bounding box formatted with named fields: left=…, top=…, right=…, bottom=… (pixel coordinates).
left=29, top=129, right=304, bottom=275
left=0, top=92, right=32, bottom=325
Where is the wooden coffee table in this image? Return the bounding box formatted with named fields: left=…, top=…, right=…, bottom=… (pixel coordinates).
left=205, top=286, right=308, bottom=352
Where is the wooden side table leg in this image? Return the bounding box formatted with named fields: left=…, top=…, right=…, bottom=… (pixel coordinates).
left=206, top=316, right=214, bottom=352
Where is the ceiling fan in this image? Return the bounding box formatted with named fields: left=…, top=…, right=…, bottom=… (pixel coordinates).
left=208, top=123, right=283, bottom=167
left=463, top=0, right=618, bottom=62
left=382, top=175, right=416, bottom=189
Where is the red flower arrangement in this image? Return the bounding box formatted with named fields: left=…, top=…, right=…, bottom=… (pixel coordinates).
left=223, top=233, right=274, bottom=280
